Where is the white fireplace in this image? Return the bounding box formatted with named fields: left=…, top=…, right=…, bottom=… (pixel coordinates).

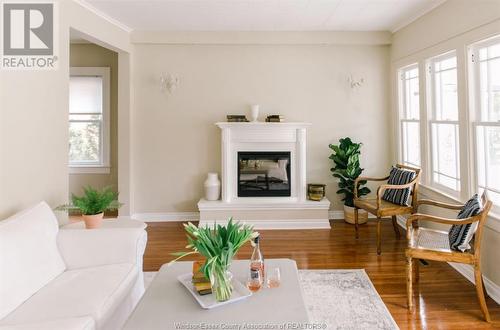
left=198, top=122, right=330, bottom=229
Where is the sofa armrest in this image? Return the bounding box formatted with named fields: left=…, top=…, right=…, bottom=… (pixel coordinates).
left=57, top=227, right=147, bottom=270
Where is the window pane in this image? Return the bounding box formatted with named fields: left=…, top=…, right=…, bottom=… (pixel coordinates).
left=432, top=122, right=460, bottom=190
left=435, top=66, right=458, bottom=120
left=433, top=173, right=459, bottom=190
left=406, top=77, right=420, bottom=119
left=402, top=121, right=420, bottom=166
left=69, top=76, right=103, bottom=114
left=69, top=121, right=101, bottom=163
left=400, top=65, right=419, bottom=120
left=435, top=56, right=457, bottom=71
left=479, top=57, right=500, bottom=121
left=477, top=126, right=500, bottom=193
left=488, top=190, right=500, bottom=207
left=476, top=126, right=486, bottom=187
left=405, top=67, right=418, bottom=79
left=479, top=43, right=500, bottom=61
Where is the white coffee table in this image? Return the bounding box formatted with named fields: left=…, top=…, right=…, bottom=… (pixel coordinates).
left=124, top=259, right=309, bottom=329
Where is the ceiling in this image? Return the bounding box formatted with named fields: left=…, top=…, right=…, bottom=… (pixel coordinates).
left=82, top=0, right=447, bottom=32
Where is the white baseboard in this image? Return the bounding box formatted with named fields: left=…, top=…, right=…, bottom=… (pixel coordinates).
left=133, top=209, right=376, bottom=222
left=448, top=263, right=500, bottom=305
left=328, top=210, right=377, bottom=220
left=396, top=215, right=500, bottom=305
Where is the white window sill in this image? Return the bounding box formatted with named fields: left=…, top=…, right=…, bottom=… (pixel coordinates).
left=419, top=184, right=500, bottom=233
left=69, top=166, right=110, bottom=174
left=419, top=184, right=461, bottom=203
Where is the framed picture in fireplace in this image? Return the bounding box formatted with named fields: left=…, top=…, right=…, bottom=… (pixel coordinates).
left=237, top=151, right=291, bottom=197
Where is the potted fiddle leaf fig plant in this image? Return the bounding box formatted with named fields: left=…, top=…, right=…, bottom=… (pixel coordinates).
left=56, top=186, right=122, bottom=229
left=329, top=138, right=370, bottom=224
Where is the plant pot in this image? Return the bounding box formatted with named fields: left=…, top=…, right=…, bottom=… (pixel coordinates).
left=82, top=213, right=104, bottom=229
left=343, top=205, right=368, bottom=225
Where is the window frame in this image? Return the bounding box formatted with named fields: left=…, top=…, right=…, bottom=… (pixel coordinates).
left=398, top=63, right=421, bottom=168
left=69, top=67, right=111, bottom=174
left=469, top=35, right=500, bottom=211
left=426, top=50, right=461, bottom=196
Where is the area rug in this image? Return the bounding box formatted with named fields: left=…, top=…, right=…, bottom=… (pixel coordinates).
left=143, top=269, right=398, bottom=330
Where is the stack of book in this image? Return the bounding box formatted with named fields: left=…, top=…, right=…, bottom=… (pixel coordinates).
left=227, top=115, right=249, bottom=122
left=192, top=261, right=212, bottom=295
left=265, top=115, right=284, bottom=122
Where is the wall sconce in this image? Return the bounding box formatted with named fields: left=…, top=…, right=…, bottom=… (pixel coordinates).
left=348, top=75, right=364, bottom=89
left=160, top=73, right=180, bottom=94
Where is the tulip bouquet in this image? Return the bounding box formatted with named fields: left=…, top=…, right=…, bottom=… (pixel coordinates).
left=170, top=218, right=258, bottom=302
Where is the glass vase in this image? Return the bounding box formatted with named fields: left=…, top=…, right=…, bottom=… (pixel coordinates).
left=209, top=265, right=233, bottom=302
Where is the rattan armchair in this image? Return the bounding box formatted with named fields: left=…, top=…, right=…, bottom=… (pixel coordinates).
left=353, top=164, right=421, bottom=255
left=405, top=192, right=493, bottom=322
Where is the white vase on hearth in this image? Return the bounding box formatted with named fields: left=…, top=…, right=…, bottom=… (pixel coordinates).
left=204, top=172, right=221, bottom=201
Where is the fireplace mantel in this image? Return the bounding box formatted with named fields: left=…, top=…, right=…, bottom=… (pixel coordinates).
left=198, top=121, right=330, bottom=229
left=216, top=122, right=310, bottom=203
left=215, top=122, right=312, bottom=129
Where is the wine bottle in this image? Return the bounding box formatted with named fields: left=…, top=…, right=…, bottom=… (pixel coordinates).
left=250, top=235, right=265, bottom=282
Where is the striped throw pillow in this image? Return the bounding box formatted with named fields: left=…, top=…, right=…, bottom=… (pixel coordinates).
left=381, top=167, right=416, bottom=206
left=448, top=194, right=482, bottom=252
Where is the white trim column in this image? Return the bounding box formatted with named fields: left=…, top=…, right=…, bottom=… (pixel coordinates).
left=221, top=127, right=231, bottom=203
left=297, top=128, right=307, bottom=201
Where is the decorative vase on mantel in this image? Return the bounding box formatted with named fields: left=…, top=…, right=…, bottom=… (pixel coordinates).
left=204, top=172, right=221, bottom=201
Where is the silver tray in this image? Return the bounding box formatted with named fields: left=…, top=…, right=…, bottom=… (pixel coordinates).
left=177, top=273, right=252, bottom=309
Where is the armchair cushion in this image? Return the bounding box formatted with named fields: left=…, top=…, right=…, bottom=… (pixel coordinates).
left=448, top=194, right=482, bottom=252
left=382, top=166, right=416, bottom=206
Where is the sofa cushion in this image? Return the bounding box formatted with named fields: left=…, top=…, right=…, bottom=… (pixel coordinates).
left=0, top=317, right=95, bottom=330
left=0, top=263, right=137, bottom=329
left=0, top=202, right=66, bottom=320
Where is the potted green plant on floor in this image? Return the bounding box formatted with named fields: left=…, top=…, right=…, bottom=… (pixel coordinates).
left=56, top=186, right=122, bottom=229
left=329, top=137, right=370, bottom=224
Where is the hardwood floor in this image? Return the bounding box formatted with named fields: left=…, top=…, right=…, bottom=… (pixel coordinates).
left=143, top=219, right=500, bottom=329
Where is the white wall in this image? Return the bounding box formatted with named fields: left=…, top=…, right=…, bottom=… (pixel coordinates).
left=391, top=0, right=500, bottom=288
left=131, top=38, right=391, bottom=214
left=0, top=0, right=131, bottom=221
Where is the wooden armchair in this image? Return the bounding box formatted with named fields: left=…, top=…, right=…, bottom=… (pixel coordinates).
left=405, top=192, right=493, bottom=322
left=353, top=164, right=421, bottom=255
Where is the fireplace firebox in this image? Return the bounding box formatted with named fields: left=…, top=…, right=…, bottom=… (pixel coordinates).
left=237, top=151, right=291, bottom=197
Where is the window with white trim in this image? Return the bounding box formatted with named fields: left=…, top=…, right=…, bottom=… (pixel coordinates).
left=428, top=52, right=460, bottom=193
left=470, top=35, right=500, bottom=207
left=399, top=64, right=421, bottom=167
left=69, top=67, right=110, bottom=173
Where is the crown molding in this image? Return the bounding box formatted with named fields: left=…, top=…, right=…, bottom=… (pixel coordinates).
left=390, top=0, right=448, bottom=33
left=72, top=0, right=133, bottom=33
left=130, top=31, right=392, bottom=46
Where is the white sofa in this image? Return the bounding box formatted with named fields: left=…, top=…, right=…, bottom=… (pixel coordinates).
left=0, top=202, right=147, bottom=330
